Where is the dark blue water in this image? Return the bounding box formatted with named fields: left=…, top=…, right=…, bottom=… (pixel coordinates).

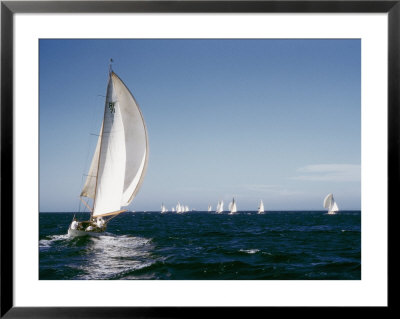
left=39, top=211, right=361, bottom=280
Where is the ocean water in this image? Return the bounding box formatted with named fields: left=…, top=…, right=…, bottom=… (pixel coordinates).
left=39, top=211, right=361, bottom=280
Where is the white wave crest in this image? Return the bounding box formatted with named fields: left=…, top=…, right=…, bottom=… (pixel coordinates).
left=76, top=235, right=158, bottom=279
left=239, top=249, right=260, bottom=254
left=39, top=234, right=70, bottom=248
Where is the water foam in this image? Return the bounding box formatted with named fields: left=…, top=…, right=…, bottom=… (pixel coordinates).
left=76, top=234, right=158, bottom=279
left=39, top=234, right=70, bottom=249
left=239, top=249, right=260, bottom=254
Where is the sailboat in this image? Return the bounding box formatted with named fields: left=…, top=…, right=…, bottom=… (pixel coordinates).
left=68, top=65, right=149, bottom=236
left=215, top=200, right=224, bottom=213
left=323, top=193, right=339, bottom=215
left=161, top=203, right=168, bottom=213
left=207, top=205, right=212, bottom=212
left=229, top=198, right=237, bottom=215
left=257, top=200, right=265, bottom=214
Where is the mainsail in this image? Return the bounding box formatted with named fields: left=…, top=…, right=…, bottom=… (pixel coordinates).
left=80, top=72, right=148, bottom=218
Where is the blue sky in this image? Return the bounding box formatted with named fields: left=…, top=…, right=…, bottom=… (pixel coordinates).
left=39, top=39, right=361, bottom=212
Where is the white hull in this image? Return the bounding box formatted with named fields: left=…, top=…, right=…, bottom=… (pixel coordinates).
left=327, top=211, right=337, bottom=215
left=68, top=228, right=104, bottom=237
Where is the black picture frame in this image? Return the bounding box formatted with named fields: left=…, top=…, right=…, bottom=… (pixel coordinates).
left=1, top=1, right=396, bottom=317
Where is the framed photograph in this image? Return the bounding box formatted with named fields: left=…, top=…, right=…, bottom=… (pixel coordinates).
left=1, top=0, right=395, bottom=317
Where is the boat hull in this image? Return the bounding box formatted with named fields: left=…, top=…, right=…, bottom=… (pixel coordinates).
left=68, top=228, right=104, bottom=237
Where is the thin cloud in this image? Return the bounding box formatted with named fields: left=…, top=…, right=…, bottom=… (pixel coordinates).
left=243, top=184, right=303, bottom=196
left=292, top=164, right=361, bottom=182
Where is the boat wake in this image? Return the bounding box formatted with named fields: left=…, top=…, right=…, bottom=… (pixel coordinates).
left=39, top=234, right=70, bottom=249
left=39, top=233, right=160, bottom=280
left=75, top=234, right=159, bottom=280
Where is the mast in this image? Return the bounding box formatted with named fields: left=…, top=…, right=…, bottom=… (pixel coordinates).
left=109, top=58, right=113, bottom=73
left=91, top=66, right=111, bottom=219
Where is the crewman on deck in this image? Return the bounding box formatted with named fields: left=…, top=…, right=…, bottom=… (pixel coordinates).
left=96, top=217, right=105, bottom=228
left=70, top=217, right=79, bottom=230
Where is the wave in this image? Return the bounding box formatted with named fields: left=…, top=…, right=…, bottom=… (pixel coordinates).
left=239, top=249, right=260, bottom=254
left=75, top=235, right=159, bottom=280
left=39, top=234, right=70, bottom=249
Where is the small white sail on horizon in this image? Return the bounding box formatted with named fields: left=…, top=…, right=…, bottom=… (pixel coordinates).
left=208, top=205, right=212, bottom=212
left=216, top=200, right=224, bottom=213
left=257, top=200, right=265, bottom=214
left=161, top=203, right=168, bottom=213
left=176, top=202, right=182, bottom=214
left=323, top=193, right=339, bottom=215
left=229, top=198, right=237, bottom=214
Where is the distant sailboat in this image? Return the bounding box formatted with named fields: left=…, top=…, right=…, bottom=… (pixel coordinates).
left=216, top=200, right=224, bottom=213
left=323, top=193, right=339, bottom=215
left=176, top=202, right=187, bottom=213
left=229, top=198, right=237, bottom=215
left=68, top=65, right=148, bottom=236
left=161, top=203, right=168, bottom=213
left=208, top=205, right=212, bottom=212
left=171, top=207, right=175, bottom=212
left=257, top=200, right=265, bottom=214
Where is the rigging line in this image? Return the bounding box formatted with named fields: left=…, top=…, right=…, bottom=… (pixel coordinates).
left=92, top=72, right=111, bottom=217
left=78, top=93, right=105, bottom=217
left=77, top=172, right=85, bottom=214
left=80, top=197, right=93, bottom=213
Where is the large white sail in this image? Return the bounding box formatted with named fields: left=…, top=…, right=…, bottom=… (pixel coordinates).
left=80, top=72, right=148, bottom=218
left=258, top=200, right=265, bottom=214
left=80, top=123, right=103, bottom=199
